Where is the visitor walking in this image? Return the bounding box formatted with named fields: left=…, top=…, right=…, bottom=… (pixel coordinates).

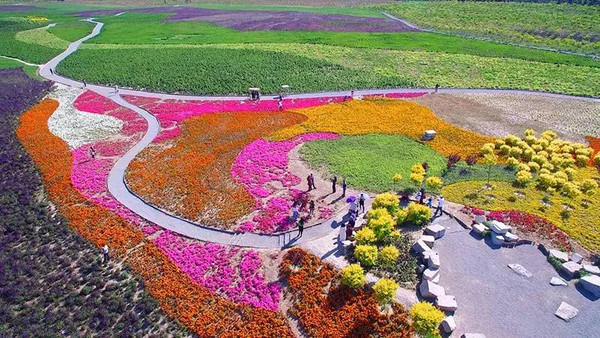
left=415, top=190, right=421, bottom=203
left=102, top=244, right=109, bottom=264
left=359, top=193, right=366, bottom=213
left=88, top=146, right=96, bottom=159
left=435, top=196, right=445, bottom=217
left=297, top=217, right=305, bottom=238
left=331, top=176, right=337, bottom=193
left=307, top=175, right=313, bottom=191
left=291, top=202, right=300, bottom=221
left=427, top=196, right=433, bottom=208
left=310, top=173, right=316, bottom=189
left=346, top=217, right=355, bottom=239
left=50, top=68, right=53, bottom=75
left=82, top=80, right=86, bottom=87
left=342, top=179, right=347, bottom=197
left=278, top=97, right=283, bottom=111
left=435, top=84, right=440, bottom=93
left=309, top=200, right=315, bottom=216
left=419, top=188, right=425, bottom=204
left=349, top=200, right=358, bottom=216
left=339, top=222, right=347, bottom=243
left=114, top=86, right=118, bottom=94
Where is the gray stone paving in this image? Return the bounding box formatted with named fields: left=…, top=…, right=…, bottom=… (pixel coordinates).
left=433, top=217, right=599, bottom=337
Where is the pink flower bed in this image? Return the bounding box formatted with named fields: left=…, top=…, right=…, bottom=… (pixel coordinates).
left=232, top=132, right=339, bottom=233
left=363, top=92, right=427, bottom=99
left=69, top=90, right=280, bottom=310
left=155, top=231, right=280, bottom=310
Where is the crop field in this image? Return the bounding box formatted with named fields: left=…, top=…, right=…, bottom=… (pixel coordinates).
left=376, top=1, right=600, bottom=55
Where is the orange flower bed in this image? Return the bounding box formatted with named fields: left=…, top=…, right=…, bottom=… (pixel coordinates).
left=127, top=111, right=305, bottom=228
left=271, top=99, right=493, bottom=158
left=280, top=248, right=413, bottom=338
left=587, top=136, right=600, bottom=166
left=17, top=98, right=292, bottom=337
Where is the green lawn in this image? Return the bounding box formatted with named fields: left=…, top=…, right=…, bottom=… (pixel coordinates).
left=374, top=1, right=600, bottom=55
left=0, top=57, right=40, bottom=79
left=300, top=134, right=447, bottom=193
left=442, top=162, right=517, bottom=185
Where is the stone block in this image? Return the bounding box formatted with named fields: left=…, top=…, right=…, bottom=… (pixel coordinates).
left=491, top=234, right=504, bottom=246
left=436, top=295, right=458, bottom=312
left=425, top=224, right=446, bottom=239
left=550, top=277, right=567, bottom=286
left=423, top=268, right=440, bottom=281
left=462, top=334, right=486, bottom=338
left=472, top=223, right=488, bottom=235
left=555, top=301, right=578, bottom=322
left=508, top=264, right=532, bottom=278
left=488, top=220, right=511, bottom=234
left=570, top=253, right=583, bottom=264
left=421, top=235, right=435, bottom=248
left=583, top=264, right=600, bottom=276
left=549, top=249, right=569, bottom=262
left=441, top=316, right=456, bottom=333
left=561, top=261, right=582, bottom=280
left=419, top=280, right=445, bottom=299
left=579, top=275, right=600, bottom=298
left=474, top=215, right=486, bottom=224
left=412, top=239, right=431, bottom=254
left=504, top=232, right=519, bottom=242
left=428, top=251, right=440, bottom=269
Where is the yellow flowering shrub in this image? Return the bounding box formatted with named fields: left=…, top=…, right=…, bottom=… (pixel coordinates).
left=426, top=176, right=443, bottom=191
left=406, top=203, right=433, bottom=226
left=372, top=192, right=400, bottom=214
left=354, top=245, right=379, bottom=267
left=341, top=264, right=366, bottom=289
left=379, top=246, right=400, bottom=267
left=368, top=210, right=395, bottom=241
left=410, top=172, right=424, bottom=185
left=395, top=208, right=408, bottom=226
left=372, top=278, right=398, bottom=305
left=527, top=161, right=540, bottom=172
left=355, top=227, right=377, bottom=245
left=516, top=170, right=532, bottom=185
left=410, top=301, right=445, bottom=337
left=269, top=99, right=493, bottom=157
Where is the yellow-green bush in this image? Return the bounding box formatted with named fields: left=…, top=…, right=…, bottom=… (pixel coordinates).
left=379, top=246, right=399, bottom=267
left=406, top=203, right=432, bottom=226
left=372, top=278, right=398, bottom=305
left=341, top=264, right=365, bottom=289
left=516, top=170, right=532, bottom=185
left=395, top=208, right=408, bottom=226
left=355, top=227, right=377, bottom=245
left=367, top=208, right=395, bottom=241
left=372, top=192, right=400, bottom=214
left=410, top=301, right=445, bottom=337
left=354, top=245, right=378, bottom=267
left=426, top=176, right=443, bottom=191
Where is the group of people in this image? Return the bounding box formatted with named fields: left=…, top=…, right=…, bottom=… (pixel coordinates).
left=292, top=199, right=315, bottom=238
left=415, top=188, right=445, bottom=217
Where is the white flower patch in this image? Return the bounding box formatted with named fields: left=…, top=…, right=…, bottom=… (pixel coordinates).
left=48, top=85, right=123, bottom=149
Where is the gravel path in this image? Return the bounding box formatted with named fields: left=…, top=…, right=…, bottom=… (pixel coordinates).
left=433, top=217, right=599, bottom=337
left=28, top=18, right=599, bottom=249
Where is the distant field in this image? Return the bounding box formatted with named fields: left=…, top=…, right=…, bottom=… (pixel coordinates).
left=375, top=1, right=600, bottom=55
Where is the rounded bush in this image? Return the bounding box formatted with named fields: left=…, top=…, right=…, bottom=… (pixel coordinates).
left=379, top=246, right=399, bottom=267
left=581, top=179, right=598, bottom=196
left=372, top=278, right=398, bottom=305
left=426, top=176, right=443, bottom=191
left=516, top=170, right=532, bottom=185
left=341, top=264, right=365, bottom=289
left=562, top=182, right=581, bottom=198
left=354, top=245, right=378, bottom=267
left=517, top=163, right=530, bottom=172
left=355, top=227, right=376, bottom=245
left=410, top=301, right=445, bottom=337
left=527, top=161, right=540, bottom=172
left=406, top=203, right=432, bottom=226
left=576, top=155, right=589, bottom=167
left=372, top=192, right=400, bottom=214
left=594, top=153, right=600, bottom=166
left=368, top=211, right=395, bottom=241
left=395, top=208, right=408, bottom=226
left=509, top=147, right=523, bottom=158
left=498, top=144, right=511, bottom=155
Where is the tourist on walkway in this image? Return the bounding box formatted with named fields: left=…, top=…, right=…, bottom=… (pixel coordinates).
left=331, top=176, right=337, bottom=193
left=102, top=244, right=109, bottom=264
left=83, top=80, right=86, bottom=87
left=419, top=188, right=425, bottom=204
left=50, top=68, right=53, bottom=75
left=307, top=175, right=313, bottom=191
left=346, top=217, right=355, bottom=239
left=427, top=196, right=433, bottom=208
left=309, top=200, right=315, bottom=216
left=435, top=196, right=445, bottom=217
left=349, top=200, right=358, bottom=216
left=278, top=97, right=283, bottom=111
left=297, top=217, right=305, bottom=238
left=415, top=190, right=421, bottom=203
left=339, top=222, right=346, bottom=243
left=88, top=146, right=96, bottom=159
left=291, top=203, right=300, bottom=221
left=310, top=173, right=316, bottom=189
left=359, top=193, right=366, bottom=213
left=342, top=179, right=347, bottom=197
left=435, top=84, right=440, bottom=93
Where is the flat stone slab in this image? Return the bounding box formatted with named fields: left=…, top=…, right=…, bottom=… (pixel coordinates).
left=579, top=275, right=600, bottom=298
left=561, top=261, right=582, bottom=279
left=504, top=232, right=519, bottom=242
left=428, top=251, right=441, bottom=269
left=412, top=239, right=431, bottom=254
left=421, top=235, right=435, bottom=248
left=583, top=264, right=600, bottom=276
left=474, top=215, right=486, bottom=224
left=549, top=249, right=569, bottom=262
left=441, top=315, right=457, bottom=333
left=436, top=295, right=458, bottom=312
left=555, top=301, right=578, bottom=322
left=425, top=223, right=446, bottom=239
left=570, top=253, right=583, bottom=264
left=550, top=277, right=568, bottom=286
left=423, top=268, right=440, bottom=281
left=419, top=280, right=445, bottom=299
left=462, top=334, right=486, bottom=338
left=491, top=234, right=505, bottom=246
left=472, top=223, right=488, bottom=235
left=508, top=264, right=532, bottom=278
left=488, top=220, right=511, bottom=235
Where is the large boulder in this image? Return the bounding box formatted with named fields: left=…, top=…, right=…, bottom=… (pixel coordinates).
left=419, top=280, right=445, bottom=299
left=579, top=275, right=600, bottom=298
left=583, top=264, right=600, bottom=276
left=421, top=235, right=435, bottom=248
left=441, top=316, right=457, bottom=333
left=550, top=277, right=568, bottom=286
left=428, top=251, right=441, bottom=269
left=555, top=301, right=578, bottom=322
left=561, top=261, right=582, bottom=280
left=436, top=295, right=458, bottom=312
left=472, top=223, right=488, bottom=235
left=570, top=253, right=583, bottom=264
left=474, top=215, right=486, bottom=224
left=425, top=224, right=446, bottom=239
left=488, top=220, right=511, bottom=235
left=503, top=232, right=519, bottom=242
left=412, top=239, right=432, bottom=254
left=491, top=234, right=505, bottom=246
left=423, top=268, right=440, bottom=282
left=549, top=249, right=569, bottom=262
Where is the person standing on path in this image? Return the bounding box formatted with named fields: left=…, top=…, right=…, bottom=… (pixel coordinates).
left=297, top=217, right=305, bottom=238
left=309, top=200, right=315, bottom=217
left=278, top=97, right=283, bottom=111
left=435, top=84, right=440, bottom=93
left=435, top=195, right=444, bottom=217
left=88, top=146, right=96, bottom=159
left=83, top=80, right=86, bottom=87
left=427, top=196, right=433, bottom=209
left=331, top=176, right=337, bottom=194
left=50, top=68, right=53, bottom=75
left=342, top=179, right=347, bottom=197
left=310, top=173, right=316, bottom=189
left=291, top=203, right=300, bottom=221
left=359, top=193, right=366, bottom=213
left=338, top=222, right=347, bottom=243
left=419, top=188, right=425, bottom=204
left=307, top=175, right=313, bottom=191
left=102, top=244, right=109, bottom=264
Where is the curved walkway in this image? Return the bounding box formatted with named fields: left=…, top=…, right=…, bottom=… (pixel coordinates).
left=32, top=18, right=600, bottom=249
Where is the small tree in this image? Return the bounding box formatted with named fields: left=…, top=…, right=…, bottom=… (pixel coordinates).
left=341, top=264, right=365, bottom=289
left=354, top=245, right=378, bottom=267
left=483, top=152, right=498, bottom=185
left=373, top=278, right=398, bottom=305
left=379, top=246, right=399, bottom=267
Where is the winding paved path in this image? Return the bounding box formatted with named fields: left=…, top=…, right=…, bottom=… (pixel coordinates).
left=29, top=18, right=600, bottom=249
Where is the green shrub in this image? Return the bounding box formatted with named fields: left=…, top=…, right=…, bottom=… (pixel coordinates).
left=379, top=246, right=399, bottom=267
left=355, top=227, right=376, bottom=245
left=354, top=245, right=379, bottom=267
left=368, top=209, right=395, bottom=241
left=372, top=278, right=398, bottom=305
left=372, top=192, right=400, bottom=214
left=341, top=264, right=365, bottom=289
left=406, top=203, right=432, bottom=226
left=410, top=301, right=445, bottom=337
left=395, top=208, right=408, bottom=226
